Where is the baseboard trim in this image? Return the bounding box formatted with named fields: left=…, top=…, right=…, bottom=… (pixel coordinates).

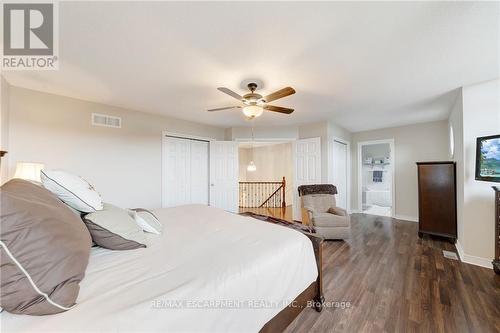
left=455, top=240, right=493, bottom=269
left=393, top=214, right=418, bottom=223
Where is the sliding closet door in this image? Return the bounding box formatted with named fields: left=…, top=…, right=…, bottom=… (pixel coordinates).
left=164, top=137, right=191, bottom=207
left=190, top=140, right=209, bottom=205
left=163, top=136, right=209, bottom=207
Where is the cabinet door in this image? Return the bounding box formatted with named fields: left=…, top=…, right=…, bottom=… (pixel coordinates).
left=418, top=164, right=456, bottom=236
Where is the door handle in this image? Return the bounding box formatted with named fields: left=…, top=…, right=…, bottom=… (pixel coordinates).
left=210, top=184, right=215, bottom=187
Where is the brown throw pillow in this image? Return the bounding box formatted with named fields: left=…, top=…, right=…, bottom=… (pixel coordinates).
left=327, top=207, right=346, bottom=216
left=0, top=179, right=92, bottom=315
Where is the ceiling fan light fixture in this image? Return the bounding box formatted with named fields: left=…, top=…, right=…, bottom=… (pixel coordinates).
left=242, top=105, right=264, bottom=118
left=210, top=84, right=295, bottom=116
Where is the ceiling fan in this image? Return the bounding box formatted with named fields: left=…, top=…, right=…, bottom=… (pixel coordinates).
left=208, top=83, right=296, bottom=118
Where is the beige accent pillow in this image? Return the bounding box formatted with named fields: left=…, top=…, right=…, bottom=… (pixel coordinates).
left=327, top=207, right=346, bottom=216
left=0, top=179, right=92, bottom=315
left=83, top=203, right=147, bottom=250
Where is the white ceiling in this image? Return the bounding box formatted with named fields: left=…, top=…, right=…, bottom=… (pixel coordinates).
left=3, top=2, right=499, bottom=132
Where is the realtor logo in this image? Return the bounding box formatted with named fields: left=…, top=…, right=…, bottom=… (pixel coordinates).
left=2, top=2, right=58, bottom=70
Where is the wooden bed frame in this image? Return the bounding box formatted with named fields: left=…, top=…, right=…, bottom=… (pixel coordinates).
left=242, top=213, right=324, bottom=333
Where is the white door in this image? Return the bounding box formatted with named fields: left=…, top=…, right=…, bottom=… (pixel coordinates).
left=209, top=141, right=239, bottom=213
left=163, top=137, right=209, bottom=207
left=332, top=140, right=348, bottom=210
left=190, top=140, right=209, bottom=205
left=293, top=137, right=322, bottom=221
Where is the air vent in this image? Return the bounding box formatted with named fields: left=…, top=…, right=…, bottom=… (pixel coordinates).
left=91, top=113, right=121, bottom=128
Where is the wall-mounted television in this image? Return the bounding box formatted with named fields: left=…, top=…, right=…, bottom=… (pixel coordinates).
left=475, top=134, right=500, bottom=182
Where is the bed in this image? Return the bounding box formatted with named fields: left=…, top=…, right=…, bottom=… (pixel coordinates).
left=1, top=205, right=322, bottom=332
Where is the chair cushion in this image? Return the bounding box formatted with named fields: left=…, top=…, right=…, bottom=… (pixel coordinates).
left=302, top=194, right=336, bottom=213
left=312, top=213, right=350, bottom=227
left=328, top=206, right=347, bottom=216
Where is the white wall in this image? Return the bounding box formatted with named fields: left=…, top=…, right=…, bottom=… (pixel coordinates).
left=328, top=121, right=352, bottom=143
left=5, top=85, right=225, bottom=208
left=238, top=143, right=293, bottom=204
left=459, top=79, right=500, bottom=264
left=0, top=77, right=10, bottom=183
left=352, top=121, right=449, bottom=220
left=228, top=126, right=299, bottom=141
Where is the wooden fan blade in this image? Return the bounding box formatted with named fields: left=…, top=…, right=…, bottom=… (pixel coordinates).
left=207, top=106, right=241, bottom=112
left=217, top=87, right=243, bottom=100
left=264, top=105, right=294, bottom=114
left=263, top=87, right=295, bottom=103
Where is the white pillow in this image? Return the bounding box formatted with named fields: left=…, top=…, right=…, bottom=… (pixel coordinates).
left=129, top=209, right=162, bottom=235
left=41, top=170, right=103, bottom=213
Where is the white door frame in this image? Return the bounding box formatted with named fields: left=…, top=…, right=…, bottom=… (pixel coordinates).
left=357, top=139, right=395, bottom=217
left=329, top=137, right=351, bottom=213
left=161, top=131, right=214, bottom=208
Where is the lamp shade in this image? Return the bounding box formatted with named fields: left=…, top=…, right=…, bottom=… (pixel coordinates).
left=13, top=162, right=45, bottom=182
left=242, top=105, right=264, bottom=118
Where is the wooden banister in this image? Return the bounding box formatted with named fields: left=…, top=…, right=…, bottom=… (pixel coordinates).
left=281, top=176, right=286, bottom=207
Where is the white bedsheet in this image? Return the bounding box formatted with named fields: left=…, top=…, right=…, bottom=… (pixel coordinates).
left=1, top=205, right=317, bottom=332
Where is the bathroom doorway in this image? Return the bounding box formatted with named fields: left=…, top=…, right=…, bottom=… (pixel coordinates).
left=357, top=140, right=395, bottom=217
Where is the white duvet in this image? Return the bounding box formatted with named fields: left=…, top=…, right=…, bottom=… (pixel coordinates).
left=1, top=205, right=317, bottom=333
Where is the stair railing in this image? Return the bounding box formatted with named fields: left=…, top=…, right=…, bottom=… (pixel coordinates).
left=239, top=177, right=286, bottom=208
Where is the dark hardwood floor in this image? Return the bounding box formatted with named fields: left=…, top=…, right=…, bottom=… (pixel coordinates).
left=239, top=205, right=311, bottom=224
left=285, top=213, right=500, bottom=333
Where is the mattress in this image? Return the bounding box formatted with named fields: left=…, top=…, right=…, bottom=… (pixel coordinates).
left=1, top=204, right=318, bottom=332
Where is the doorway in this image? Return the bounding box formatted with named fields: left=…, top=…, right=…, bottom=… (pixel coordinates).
left=357, top=140, right=395, bottom=217
left=235, top=136, right=322, bottom=222
left=237, top=141, right=294, bottom=221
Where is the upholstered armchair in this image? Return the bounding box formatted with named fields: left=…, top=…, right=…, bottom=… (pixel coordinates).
left=298, top=184, right=351, bottom=240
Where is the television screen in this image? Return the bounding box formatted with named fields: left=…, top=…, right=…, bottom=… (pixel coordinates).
left=476, top=134, right=500, bottom=182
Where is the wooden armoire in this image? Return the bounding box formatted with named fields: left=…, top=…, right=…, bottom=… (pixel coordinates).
left=416, top=162, right=457, bottom=242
